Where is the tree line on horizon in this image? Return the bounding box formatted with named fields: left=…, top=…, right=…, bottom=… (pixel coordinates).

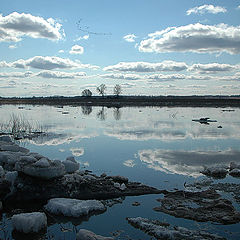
left=82, top=84, right=122, bottom=97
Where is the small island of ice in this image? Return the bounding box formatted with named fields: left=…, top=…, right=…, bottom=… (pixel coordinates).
left=44, top=198, right=106, bottom=217
left=12, top=212, right=47, bottom=233
left=77, top=229, right=114, bottom=240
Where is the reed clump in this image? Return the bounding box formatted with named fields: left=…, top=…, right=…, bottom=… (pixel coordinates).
left=0, top=113, right=46, bottom=139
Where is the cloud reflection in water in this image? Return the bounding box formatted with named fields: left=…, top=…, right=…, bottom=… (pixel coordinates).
left=139, top=149, right=240, bottom=177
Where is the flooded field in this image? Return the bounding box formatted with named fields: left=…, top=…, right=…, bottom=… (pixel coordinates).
left=1, top=104, right=240, bottom=239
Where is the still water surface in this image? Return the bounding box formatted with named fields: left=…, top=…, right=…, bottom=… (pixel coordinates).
left=0, top=104, right=240, bottom=239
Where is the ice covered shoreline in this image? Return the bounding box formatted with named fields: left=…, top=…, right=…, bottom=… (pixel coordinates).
left=0, top=135, right=162, bottom=205
left=0, top=134, right=163, bottom=238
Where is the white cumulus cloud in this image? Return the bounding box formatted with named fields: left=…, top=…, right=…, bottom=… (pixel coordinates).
left=139, top=23, right=240, bottom=54
left=101, top=73, right=143, bottom=81
left=188, top=63, right=239, bottom=74
left=36, top=70, right=86, bottom=79
left=146, top=74, right=186, bottom=81
left=218, top=73, right=240, bottom=81
left=123, top=34, right=137, bottom=42
left=103, top=61, right=188, bottom=72
left=0, top=61, right=9, bottom=68
left=139, top=149, right=240, bottom=177
left=187, top=4, right=227, bottom=15
left=69, top=45, right=84, bottom=55
left=8, top=44, right=17, bottom=49
left=101, top=72, right=186, bottom=82
left=1, top=56, right=99, bottom=70
left=74, top=35, right=89, bottom=41
left=0, top=12, right=64, bottom=42
left=0, top=71, right=33, bottom=78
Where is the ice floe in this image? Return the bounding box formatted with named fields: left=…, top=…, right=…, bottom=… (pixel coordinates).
left=15, top=156, right=65, bottom=179
left=77, top=229, right=113, bottom=240
left=12, top=212, right=47, bottom=233
left=154, top=189, right=240, bottom=224
left=127, top=217, right=226, bottom=240
left=44, top=198, right=106, bottom=217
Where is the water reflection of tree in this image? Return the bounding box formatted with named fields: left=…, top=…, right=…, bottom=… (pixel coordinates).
left=113, top=107, right=121, bottom=121
left=96, top=107, right=106, bottom=121
left=81, top=105, right=92, bottom=115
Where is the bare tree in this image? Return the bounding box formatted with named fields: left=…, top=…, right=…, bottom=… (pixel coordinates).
left=96, top=84, right=106, bottom=96
left=82, top=89, right=92, bottom=97
left=113, top=84, right=122, bottom=97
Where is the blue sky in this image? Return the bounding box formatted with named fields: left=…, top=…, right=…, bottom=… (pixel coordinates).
left=0, top=0, right=240, bottom=97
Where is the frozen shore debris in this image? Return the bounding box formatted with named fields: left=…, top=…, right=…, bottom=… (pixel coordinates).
left=77, top=229, right=114, bottom=240
left=0, top=135, right=161, bottom=203
left=127, top=217, right=226, bottom=240
left=12, top=212, right=47, bottom=233
left=154, top=189, right=240, bottom=224
left=44, top=198, right=106, bottom=217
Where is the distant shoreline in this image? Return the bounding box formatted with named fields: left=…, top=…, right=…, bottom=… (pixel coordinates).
left=0, top=95, right=240, bottom=107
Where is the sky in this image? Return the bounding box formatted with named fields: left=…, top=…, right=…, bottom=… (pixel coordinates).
left=0, top=0, right=240, bottom=97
